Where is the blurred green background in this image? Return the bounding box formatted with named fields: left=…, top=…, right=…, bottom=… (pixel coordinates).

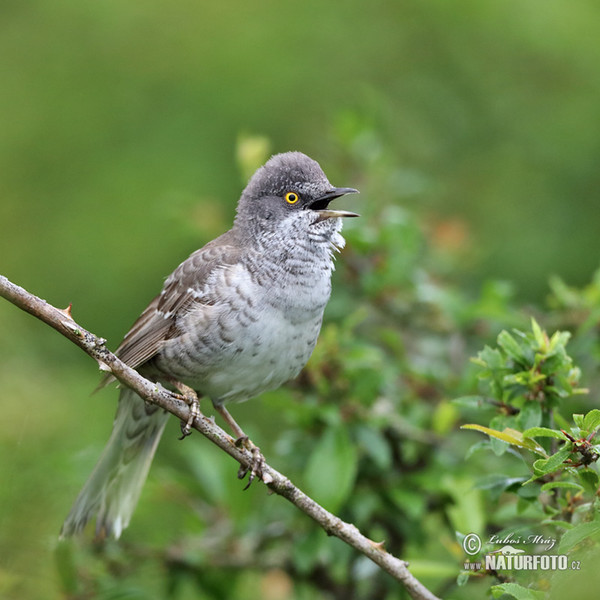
left=1, top=1, right=600, bottom=599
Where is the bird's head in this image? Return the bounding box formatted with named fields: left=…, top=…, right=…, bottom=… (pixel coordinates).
left=235, top=152, right=359, bottom=245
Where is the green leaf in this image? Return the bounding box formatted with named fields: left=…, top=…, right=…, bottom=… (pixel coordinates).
left=583, top=409, right=600, bottom=432
left=540, top=518, right=574, bottom=530
left=465, top=440, right=492, bottom=460
left=531, top=445, right=572, bottom=477
left=491, top=582, right=546, bottom=600
left=443, top=478, right=484, bottom=535
left=475, top=474, right=527, bottom=491
left=540, top=481, right=584, bottom=492
left=558, top=520, right=600, bottom=553
left=518, top=401, right=542, bottom=430
left=304, top=425, right=358, bottom=512
left=522, top=426, right=568, bottom=440
left=476, top=475, right=527, bottom=502
left=462, top=424, right=519, bottom=444
left=489, top=415, right=511, bottom=456
left=530, top=317, right=546, bottom=348
left=461, top=424, right=548, bottom=456
left=516, top=482, right=540, bottom=499
left=475, top=345, right=504, bottom=369
left=548, top=330, right=571, bottom=353
left=578, top=468, right=600, bottom=493
left=497, top=330, right=526, bottom=362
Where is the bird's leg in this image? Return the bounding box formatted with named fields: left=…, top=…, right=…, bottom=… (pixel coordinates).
left=214, top=404, right=247, bottom=440
left=164, top=378, right=202, bottom=439
left=214, top=404, right=266, bottom=489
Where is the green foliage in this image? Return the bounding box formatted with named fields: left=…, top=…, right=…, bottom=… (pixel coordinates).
left=472, top=319, right=585, bottom=416
left=460, top=319, right=600, bottom=597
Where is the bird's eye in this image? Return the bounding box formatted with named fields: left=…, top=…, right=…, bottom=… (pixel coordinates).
left=284, top=191, right=300, bottom=204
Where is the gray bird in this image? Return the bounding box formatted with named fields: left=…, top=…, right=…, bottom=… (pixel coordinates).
left=61, top=152, right=358, bottom=539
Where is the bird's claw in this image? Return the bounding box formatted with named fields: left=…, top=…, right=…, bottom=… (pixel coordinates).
left=235, top=436, right=266, bottom=489
left=176, top=389, right=201, bottom=440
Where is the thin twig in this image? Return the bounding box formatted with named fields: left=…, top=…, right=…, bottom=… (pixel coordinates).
left=0, top=274, right=441, bottom=600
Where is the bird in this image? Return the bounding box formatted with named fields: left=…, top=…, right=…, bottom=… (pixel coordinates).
left=60, top=151, right=359, bottom=539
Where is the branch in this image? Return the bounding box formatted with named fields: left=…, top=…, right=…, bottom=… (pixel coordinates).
left=0, top=274, right=441, bottom=600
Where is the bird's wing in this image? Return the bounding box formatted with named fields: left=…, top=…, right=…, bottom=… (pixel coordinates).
left=99, top=230, right=243, bottom=386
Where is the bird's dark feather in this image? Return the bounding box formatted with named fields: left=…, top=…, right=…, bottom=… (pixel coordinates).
left=98, top=230, right=243, bottom=387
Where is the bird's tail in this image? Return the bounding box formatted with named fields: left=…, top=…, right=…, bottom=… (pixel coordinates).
left=61, top=387, right=169, bottom=539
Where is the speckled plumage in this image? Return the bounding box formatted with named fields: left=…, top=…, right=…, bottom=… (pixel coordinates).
left=61, top=152, right=357, bottom=539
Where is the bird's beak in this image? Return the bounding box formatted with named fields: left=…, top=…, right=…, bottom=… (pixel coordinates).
left=309, top=187, right=360, bottom=222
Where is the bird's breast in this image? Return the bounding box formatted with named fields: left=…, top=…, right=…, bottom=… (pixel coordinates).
left=156, top=256, right=334, bottom=404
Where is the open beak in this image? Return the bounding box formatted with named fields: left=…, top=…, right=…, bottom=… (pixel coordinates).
left=309, top=187, right=360, bottom=222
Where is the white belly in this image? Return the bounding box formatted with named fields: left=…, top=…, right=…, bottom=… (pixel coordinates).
left=200, top=304, right=322, bottom=403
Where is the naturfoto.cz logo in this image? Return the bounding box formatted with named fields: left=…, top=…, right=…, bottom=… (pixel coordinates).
left=462, top=533, right=581, bottom=572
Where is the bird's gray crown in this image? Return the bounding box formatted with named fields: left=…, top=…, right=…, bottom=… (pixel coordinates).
left=242, top=152, right=331, bottom=203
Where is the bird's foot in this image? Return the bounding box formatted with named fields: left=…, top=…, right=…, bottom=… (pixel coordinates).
left=214, top=404, right=273, bottom=487
left=235, top=436, right=267, bottom=490
left=179, top=395, right=201, bottom=439
left=166, top=380, right=201, bottom=439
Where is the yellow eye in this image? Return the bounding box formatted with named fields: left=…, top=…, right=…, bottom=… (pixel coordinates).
left=285, top=191, right=300, bottom=204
